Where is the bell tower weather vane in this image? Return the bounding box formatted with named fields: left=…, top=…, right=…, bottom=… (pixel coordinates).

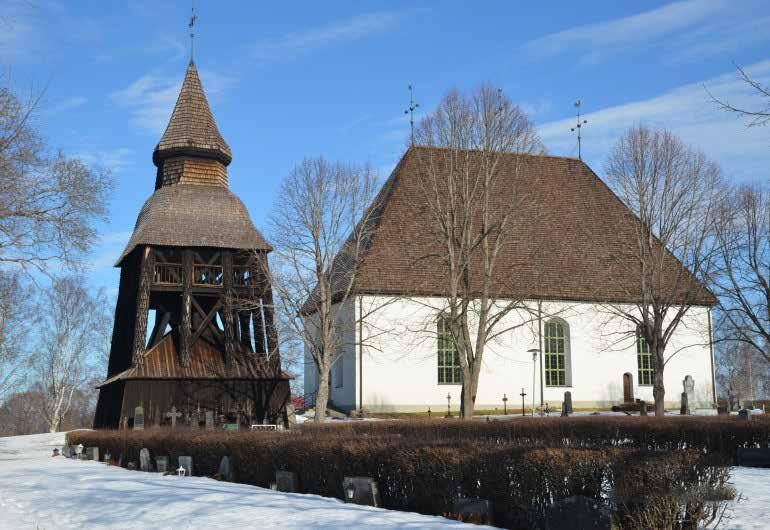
left=188, top=1, right=198, bottom=62
left=404, top=84, right=419, bottom=146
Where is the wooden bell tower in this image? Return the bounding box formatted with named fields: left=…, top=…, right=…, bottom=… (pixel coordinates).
left=94, top=61, right=290, bottom=430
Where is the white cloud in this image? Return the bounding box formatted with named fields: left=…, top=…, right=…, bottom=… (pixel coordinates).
left=518, top=0, right=760, bottom=64
left=47, top=96, right=87, bottom=114
left=110, top=69, right=234, bottom=135
left=251, top=12, right=401, bottom=62
left=537, top=60, right=770, bottom=181
left=74, top=147, right=134, bottom=173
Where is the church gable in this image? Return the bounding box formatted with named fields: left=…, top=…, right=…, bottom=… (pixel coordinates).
left=351, top=146, right=715, bottom=305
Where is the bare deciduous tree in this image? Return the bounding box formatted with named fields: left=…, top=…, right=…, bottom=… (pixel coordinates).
left=709, top=63, right=770, bottom=127
left=262, top=158, right=382, bottom=422
left=34, top=277, right=110, bottom=432
left=0, top=77, right=112, bottom=273
left=0, top=271, right=31, bottom=402
left=712, top=183, right=770, bottom=368
left=602, top=125, right=723, bottom=416
left=716, top=341, right=769, bottom=405
left=412, top=84, right=546, bottom=418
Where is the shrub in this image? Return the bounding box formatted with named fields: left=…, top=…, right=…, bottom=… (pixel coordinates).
left=66, top=417, right=747, bottom=529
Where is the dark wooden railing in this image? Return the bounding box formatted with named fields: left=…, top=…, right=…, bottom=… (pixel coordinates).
left=154, top=263, right=182, bottom=285
left=193, top=264, right=223, bottom=286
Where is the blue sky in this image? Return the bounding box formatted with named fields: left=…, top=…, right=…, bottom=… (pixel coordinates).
left=3, top=0, right=770, bottom=295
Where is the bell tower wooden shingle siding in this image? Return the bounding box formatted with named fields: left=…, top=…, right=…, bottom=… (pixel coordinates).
left=94, top=61, right=290, bottom=430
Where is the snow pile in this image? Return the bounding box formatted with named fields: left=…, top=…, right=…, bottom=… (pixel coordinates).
left=0, top=432, right=481, bottom=529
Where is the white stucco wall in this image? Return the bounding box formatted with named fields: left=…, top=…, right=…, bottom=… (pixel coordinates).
left=347, top=296, right=715, bottom=413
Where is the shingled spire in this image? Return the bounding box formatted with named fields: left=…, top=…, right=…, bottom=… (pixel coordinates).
left=153, top=60, right=232, bottom=168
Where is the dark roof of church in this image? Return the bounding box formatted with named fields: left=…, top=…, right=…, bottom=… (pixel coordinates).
left=339, top=146, right=716, bottom=306
left=117, top=61, right=271, bottom=264
left=98, top=334, right=290, bottom=387
left=153, top=61, right=232, bottom=167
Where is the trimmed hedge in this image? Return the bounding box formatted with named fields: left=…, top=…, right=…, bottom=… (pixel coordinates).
left=66, top=416, right=749, bottom=529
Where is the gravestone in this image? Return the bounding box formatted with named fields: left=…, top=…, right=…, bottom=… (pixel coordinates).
left=156, top=456, right=169, bottom=474
left=127, top=461, right=137, bottom=470
left=286, top=402, right=297, bottom=428
left=739, top=409, right=752, bottom=422
left=275, top=470, right=298, bottom=492
left=205, top=411, right=214, bottom=430
left=140, top=448, right=152, bottom=472
left=61, top=445, right=70, bottom=458
left=178, top=456, right=193, bottom=477
left=85, top=447, right=99, bottom=461
left=680, top=392, right=689, bottom=415
left=683, top=376, right=695, bottom=409
left=342, top=476, right=381, bottom=507
left=544, top=495, right=613, bottom=530
left=561, top=391, right=572, bottom=416
left=736, top=448, right=770, bottom=468
left=104, top=451, right=112, bottom=463
left=728, top=390, right=738, bottom=412
left=224, top=423, right=239, bottom=432
left=117, top=453, right=124, bottom=467
left=134, top=405, right=145, bottom=431
left=218, top=456, right=234, bottom=482
left=189, top=411, right=200, bottom=430
left=165, top=406, right=182, bottom=429
left=453, top=497, right=493, bottom=525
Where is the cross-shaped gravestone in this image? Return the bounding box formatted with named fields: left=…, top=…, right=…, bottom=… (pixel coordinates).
left=165, top=406, right=182, bottom=429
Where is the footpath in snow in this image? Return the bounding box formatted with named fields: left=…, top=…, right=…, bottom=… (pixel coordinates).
left=0, top=432, right=768, bottom=529
left=0, top=432, right=483, bottom=529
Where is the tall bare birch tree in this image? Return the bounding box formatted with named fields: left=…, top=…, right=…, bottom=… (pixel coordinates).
left=602, top=126, right=723, bottom=416
left=413, top=84, right=545, bottom=418
left=34, top=277, right=109, bottom=432
left=266, top=158, right=380, bottom=421
left=713, top=183, right=770, bottom=368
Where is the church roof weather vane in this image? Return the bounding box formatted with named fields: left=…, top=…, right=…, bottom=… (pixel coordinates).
left=404, top=84, right=419, bottom=146
left=571, top=99, right=588, bottom=160
left=188, top=1, right=198, bottom=62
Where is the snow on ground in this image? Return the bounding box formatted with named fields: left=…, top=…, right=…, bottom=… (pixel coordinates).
left=1, top=431, right=768, bottom=529
left=0, top=432, right=484, bottom=529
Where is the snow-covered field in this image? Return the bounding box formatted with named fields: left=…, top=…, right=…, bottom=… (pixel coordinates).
left=0, top=432, right=767, bottom=529
left=0, top=432, right=482, bottom=529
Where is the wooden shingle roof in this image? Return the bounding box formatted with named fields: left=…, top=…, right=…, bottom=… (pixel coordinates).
left=97, top=334, right=290, bottom=387
left=153, top=61, right=232, bottom=167
left=344, top=146, right=716, bottom=306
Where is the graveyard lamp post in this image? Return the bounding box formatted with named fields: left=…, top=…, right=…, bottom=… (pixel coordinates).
left=527, top=348, right=540, bottom=417
left=446, top=393, right=452, bottom=418
left=502, top=394, right=508, bottom=415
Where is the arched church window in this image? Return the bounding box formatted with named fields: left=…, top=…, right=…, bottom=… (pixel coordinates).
left=544, top=319, right=570, bottom=386
left=437, top=315, right=461, bottom=385
left=637, top=330, right=655, bottom=386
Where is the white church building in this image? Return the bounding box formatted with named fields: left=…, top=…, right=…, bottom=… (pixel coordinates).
left=304, top=147, right=717, bottom=413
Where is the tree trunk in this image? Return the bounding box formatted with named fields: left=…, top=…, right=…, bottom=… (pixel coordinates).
left=653, top=354, right=666, bottom=417
left=314, top=366, right=330, bottom=422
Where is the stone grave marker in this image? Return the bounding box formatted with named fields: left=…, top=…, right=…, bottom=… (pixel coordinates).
left=189, top=411, right=200, bottom=430
left=61, top=445, right=70, bottom=458
left=223, top=423, right=239, bottom=432
left=85, top=447, right=99, bottom=461
left=205, top=411, right=214, bottom=430
left=275, top=470, right=298, bottom=492
left=683, top=376, right=695, bottom=408
left=342, top=476, right=380, bottom=507
left=117, top=453, right=124, bottom=467
left=739, top=409, right=752, bottom=422
left=140, top=448, right=152, bottom=472
left=736, top=448, right=770, bottom=468
left=561, top=391, right=573, bottom=416
left=178, top=456, right=193, bottom=477
left=218, top=456, right=234, bottom=482
left=544, top=495, right=612, bottom=530
left=156, top=456, right=169, bottom=474
left=134, top=405, right=145, bottom=431
left=165, top=406, right=182, bottom=429
left=127, top=461, right=137, bottom=470
left=680, top=392, right=689, bottom=415
left=639, top=400, right=648, bottom=416
left=453, top=497, right=493, bottom=525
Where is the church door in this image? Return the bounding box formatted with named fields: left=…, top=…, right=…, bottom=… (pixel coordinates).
left=623, top=373, right=633, bottom=402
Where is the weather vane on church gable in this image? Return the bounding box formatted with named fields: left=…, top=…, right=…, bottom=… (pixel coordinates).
left=571, top=99, right=588, bottom=160
left=188, top=1, right=198, bottom=62
left=404, top=84, right=420, bottom=146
